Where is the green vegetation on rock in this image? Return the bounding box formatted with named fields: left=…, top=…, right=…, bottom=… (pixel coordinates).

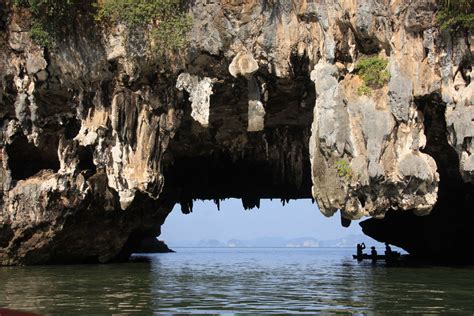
left=29, top=21, right=52, bottom=47
left=336, top=159, right=352, bottom=179
left=355, top=55, right=390, bottom=96
left=14, top=0, right=192, bottom=51
left=14, top=0, right=76, bottom=15
left=96, top=0, right=192, bottom=51
left=14, top=0, right=81, bottom=47
left=356, top=84, right=372, bottom=97
left=437, top=0, right=474, bottom=31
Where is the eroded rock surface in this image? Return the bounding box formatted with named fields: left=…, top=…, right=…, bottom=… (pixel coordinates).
left=0, top=0, right=473, bottom=264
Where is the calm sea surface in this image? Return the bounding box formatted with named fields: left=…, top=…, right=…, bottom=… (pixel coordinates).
left=1, top=248, right=474, bottom=314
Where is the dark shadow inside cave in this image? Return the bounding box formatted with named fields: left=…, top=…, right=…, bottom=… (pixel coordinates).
left=77, top=145, right=96, bottom=173
left=166, top=57, right=316, bottom=214
left=6, top=135, right=60, bottom=181
left=164, top=150, right=314, bottom=214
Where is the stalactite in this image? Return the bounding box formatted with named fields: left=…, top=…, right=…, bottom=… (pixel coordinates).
left=180, top=198, right=194, bottom=214
left=241, top=197, right=260, bottom=210
left=214, top=198, right=221, bottom=211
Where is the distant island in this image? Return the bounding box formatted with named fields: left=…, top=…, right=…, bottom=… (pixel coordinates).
left=166, top=234, right=385, bottom=249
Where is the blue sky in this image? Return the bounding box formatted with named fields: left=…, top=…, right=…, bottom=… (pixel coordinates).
left=160, top=199, right=364, bottom=243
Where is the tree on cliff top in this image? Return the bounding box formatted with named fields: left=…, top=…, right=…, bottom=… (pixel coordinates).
left=14, top=0, right=192, bottom=52
left=437, top=0, right=474, bottom=30
left=14, top=0, right=93, bottom=47
left=95, top=0, right=192, bottom=52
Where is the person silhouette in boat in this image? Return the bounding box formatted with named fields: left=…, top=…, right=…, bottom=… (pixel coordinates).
left=371, top=246, right=378, bottom=261
left=356, top=243, right=366, bottom=258
left=385, top=243, right=393, bottom=257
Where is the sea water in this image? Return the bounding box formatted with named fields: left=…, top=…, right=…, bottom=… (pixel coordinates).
left=1, top=248, right=474, bottom=314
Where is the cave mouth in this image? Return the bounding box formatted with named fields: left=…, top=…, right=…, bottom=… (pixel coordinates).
left=158, top=199, right=374, bottom=249
left=164, top=152, right=314, bottom=214
left=6, top=135, right=60, bottom=181
left=77, top=145, right=96, bottom=173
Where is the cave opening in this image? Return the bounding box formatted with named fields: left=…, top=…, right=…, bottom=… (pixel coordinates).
left=164, top=151, right=314, bottom=215
left=6, top=135, right=60, bottom=181
left=77, top=145, right=96, bottom=173
left=160, top=199, right=375, bottom=249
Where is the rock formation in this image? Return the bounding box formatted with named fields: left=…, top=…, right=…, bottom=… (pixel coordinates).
left=0, top=0, right=472, bottom=265
left=133, top=237, right=175, bottom=254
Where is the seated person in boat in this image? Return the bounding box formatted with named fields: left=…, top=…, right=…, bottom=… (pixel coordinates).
left=356, top=243, right=366, bottom=257
left=371, top=246, right=377, bottom=259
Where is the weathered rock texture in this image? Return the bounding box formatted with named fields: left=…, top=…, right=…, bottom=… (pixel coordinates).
left=0, top=0, right=473, bottom=264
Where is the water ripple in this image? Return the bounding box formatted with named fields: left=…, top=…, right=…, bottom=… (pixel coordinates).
left=1, top=248, right=474, bottom=314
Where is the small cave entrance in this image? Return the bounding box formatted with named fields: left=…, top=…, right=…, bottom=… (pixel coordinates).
left=77, top=145, right=96, bottom=173
left=64, top=118, right=81, bottom=140
left=6, top=135, right=60, bottom=181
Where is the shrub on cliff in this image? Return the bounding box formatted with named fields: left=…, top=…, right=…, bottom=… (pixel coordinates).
left=336, top=159, right=352, bottom=180
left=437, top=0, right=474, bottom=31
left=14, top=0, right=90, bottom=48
left=355, top=55, right=390, bottom=96
left=95, top=0, right=192, bottom=52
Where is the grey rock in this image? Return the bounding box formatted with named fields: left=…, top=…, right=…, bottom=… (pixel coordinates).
left=0, top=0, right=471, bottom=265
left=388, top=68, right=413, bottom=123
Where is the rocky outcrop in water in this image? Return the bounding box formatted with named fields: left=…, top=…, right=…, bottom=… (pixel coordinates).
left=0, top=0, right=472, bottom=265
left=133, top=237, right=175, bottom=254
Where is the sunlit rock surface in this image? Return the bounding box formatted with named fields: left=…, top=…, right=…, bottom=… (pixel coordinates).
left=0, top=0, right=473, bottom=264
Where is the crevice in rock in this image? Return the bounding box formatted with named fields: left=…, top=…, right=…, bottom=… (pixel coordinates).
left=289, top=52, right=312, bottom=78
left=0, top=2, right=8, bottom=32
left=418, top=94, right=463, bottom=186
left=347, top=25, right=382, bottom=56
left=358, top=195, right=366, bottom=208
left=456, top=54, right=472, bottom=86
left=334, top=21, right=355, bottom=65
left=64, top=118, right=81, bottom=140
left=1, top=75, right=17, bottom=115
left=187, top=52, right=228, bottom=78
left=108, top=60, right=118, bottom=74
left=100, top=80, right=114, bottom=108
left=77, top=145, right=96, bottom=173
left=0, top=225, right=13, bottom=248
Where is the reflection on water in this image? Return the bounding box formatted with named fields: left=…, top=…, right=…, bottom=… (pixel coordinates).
left=1, top=248, right=474, bottom=314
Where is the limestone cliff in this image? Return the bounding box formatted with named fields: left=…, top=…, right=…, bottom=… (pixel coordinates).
left=0, top=0, right=472, bottom=265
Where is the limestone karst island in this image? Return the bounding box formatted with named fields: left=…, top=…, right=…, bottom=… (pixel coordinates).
left=0, top=0, right=473, bottom=314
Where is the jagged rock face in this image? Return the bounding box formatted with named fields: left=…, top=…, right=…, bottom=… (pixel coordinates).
left=307, top=2, right=448, bottom=219
left=0, top=0, right=472, bottom=264
left=310, top=61, right=439, bottom=219
left=361, top=95, right=474, bottom=261
left=0, top=0, right=181, bottom=264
